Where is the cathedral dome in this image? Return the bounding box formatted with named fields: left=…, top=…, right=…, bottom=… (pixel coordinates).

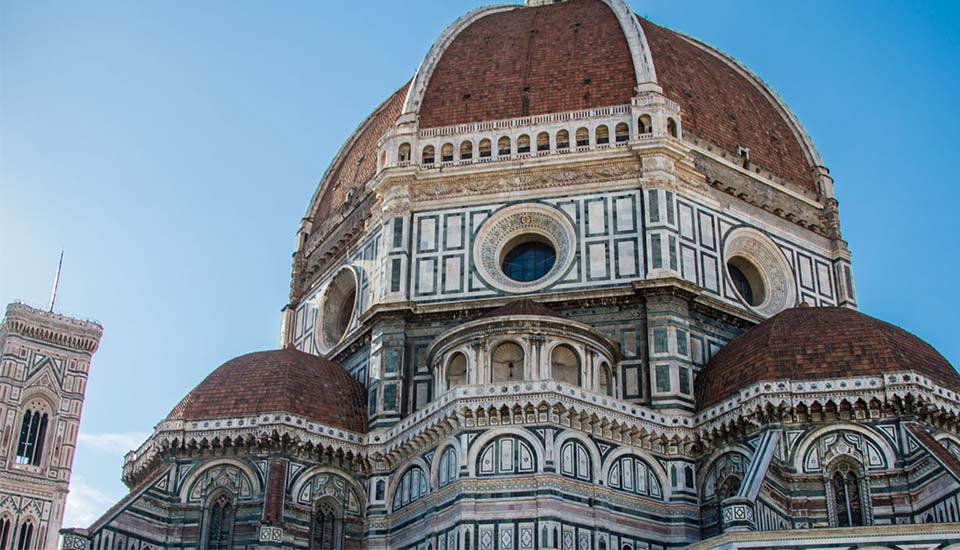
left=167, top=348, right=367, bottom=432
left=306, top=0, right=823, bottom=237
left=696, top=307, right=960, bottom=409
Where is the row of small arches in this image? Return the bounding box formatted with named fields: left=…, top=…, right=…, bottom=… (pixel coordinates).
left=390, top=433, right=664, bottom=512
left=399, top=116, right=679, bottom=165
left=444, top=342, right=614, bottom=396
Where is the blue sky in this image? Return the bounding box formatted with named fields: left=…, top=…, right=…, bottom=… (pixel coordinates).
left=2, top=0, right=958, bottom=528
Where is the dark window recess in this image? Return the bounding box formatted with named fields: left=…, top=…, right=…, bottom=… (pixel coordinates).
left=729, top=264, right=754, bottom=305
left=392, top=218, right=404, bottom=248
left=501, top=241, right=556, bottom=282
left=390, top=259, right=402, bottom=293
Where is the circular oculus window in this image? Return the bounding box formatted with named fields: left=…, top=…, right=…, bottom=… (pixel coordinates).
left=722, top=227, right=796, bottom=316
left=473, top=204, right=576, bottom=293
left=315, top=267, right=358, bottom=353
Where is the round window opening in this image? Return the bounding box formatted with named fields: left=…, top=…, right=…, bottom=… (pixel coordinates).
left=500, top=238, right=556, bottom=283
left=727, top=256, right=766, bottom=307
left=317, top=269, right=358, bottom=352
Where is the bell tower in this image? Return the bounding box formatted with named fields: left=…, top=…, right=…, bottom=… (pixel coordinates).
left=0, top=303, right=102, bottom=550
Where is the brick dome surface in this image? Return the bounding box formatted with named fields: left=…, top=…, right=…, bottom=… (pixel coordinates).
left=696, top=307, right=960, bottom=409
left=167, top=348, right=367, bottom=432
left=308, top=0, right=820, bottom=232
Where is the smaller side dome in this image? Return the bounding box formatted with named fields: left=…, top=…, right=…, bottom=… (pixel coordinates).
left=696, top=307, right=960, bottom=409
left=168, top=348, right=367, bottom=432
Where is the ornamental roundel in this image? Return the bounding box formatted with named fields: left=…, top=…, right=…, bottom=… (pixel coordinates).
left=473, top=203, right=576, bottom=294
left=722, top=227, right=797, bottom=317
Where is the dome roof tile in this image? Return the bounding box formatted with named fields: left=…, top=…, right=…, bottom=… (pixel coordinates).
left=696, top=307, right=960, bottom=409
left=167, top=348, right=367, bottom=432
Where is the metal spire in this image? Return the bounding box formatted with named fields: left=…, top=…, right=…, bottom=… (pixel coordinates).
left=49, top=251, right=63, bottom=312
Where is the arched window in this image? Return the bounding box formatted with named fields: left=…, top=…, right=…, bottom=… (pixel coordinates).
left=607, top=455, right=663, bottom=499
left=398, top=143, right=411, bottom=162
left=595, top=125, right=609, bottom=145
left=310, top=500, right=342, bottom=550
left=0, top=517, right=11, bottom=550
left=491, top=342, right=524, bottom=383
left=559, top=439, right=591, bottom=481
left=441, top=143, right=454, bottom=162
left=422, top=145, right=435, bottom=164
left=638, top=114, right=652, bottom=134
left=460, top=141, right=473, bottom=160
left=15, top=521, right=32, bottom=550
left=205, top=493, right=235, bottom=550
left=615, top=122, right=629, bottom=142
left=667, top=118, right=678, bottom=138
left=438, top=446, right=458, bottom=487
left=479, top=139, right=492, bottom=159
left=375, top=479, right=385, bottom=501
left=536, top=132, right=550, bottom=152
left=551, top=345, right=580, bottom=386
left=16, top=406, right=49, bottom=466
left=517, top=134, right=531, bottom=154
left=556, top=130, right=570, bottom=149
left=832, top=463, right=865, bottom=527
left=599, top=540, right=606, bottom=550
left=392, top=467, right=427, bottom=511
left=498, top=136, right=511, bottom=156
left=575, top=127, right=589, bottom=147
left=599, top=362, right=614, bottom=396
left=446, top=352, right=467, bottom=390
left=477, top=435, right=536, bottom=475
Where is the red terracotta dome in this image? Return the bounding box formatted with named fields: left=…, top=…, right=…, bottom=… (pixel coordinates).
left=307, top=0, right=822, bottom=235
left=167, top=348, right=367, bottom=432
left=696, top=307, right=960, bottom=409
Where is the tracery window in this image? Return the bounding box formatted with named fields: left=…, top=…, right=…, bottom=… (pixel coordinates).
left=310, top=501, right=342, bottom=550
left=438, top=446, right=458, bottom=487
left=607, top=455, right=663, bottom=499
left=0, top=517, right=10, bottom=550
left=205, top=493, right=235, bottom=550
left=392, top=467, right=428, bottom=510
left=15, top=521, right=33, bottom=550
left=16, top=407, right=48, bottom=465
left=491, top=342, right=524, bottom=383
left=477, top=435, right=536, bottom=476
left=550, top=345, right=580, bottom=386
left=559, top=439, right=591, bottom=481
left=831, top=463, right=865, bottom=527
